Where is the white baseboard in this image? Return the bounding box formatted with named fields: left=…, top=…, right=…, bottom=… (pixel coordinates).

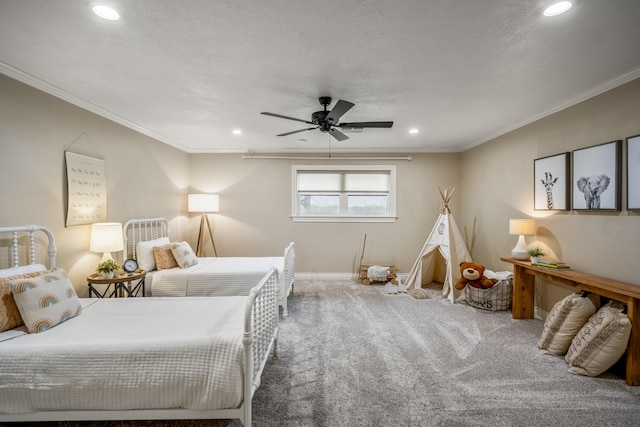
left=295, top=273, right=357, bottom=280
left=295, top=273, right=410, bottom=281
left=535, top=306, right=548, bottom=321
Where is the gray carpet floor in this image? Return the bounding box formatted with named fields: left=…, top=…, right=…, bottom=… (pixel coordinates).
left=5, top=279, right=640, bottom=426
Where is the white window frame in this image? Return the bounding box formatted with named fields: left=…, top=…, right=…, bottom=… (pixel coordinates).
left=291, top=165, right=397, bottom=223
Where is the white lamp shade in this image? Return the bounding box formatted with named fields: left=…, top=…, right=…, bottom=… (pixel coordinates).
left=89, top=223, right=124, bottom=253
left=188, top=194, right=219, bottom=213
left=509, top=219, right=536, bottom=236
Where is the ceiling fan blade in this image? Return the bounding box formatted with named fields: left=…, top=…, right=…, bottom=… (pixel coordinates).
left=329, top=128, right=349, bottom=141
left=338, top=121, right=394, bottom=129
left=261, top=112, right=313, bottom=125
left=277, top=127, right=317, bottom=137
left=325, top=99, right=354, bottom=123
left=340, top=127, right=364, bottom=133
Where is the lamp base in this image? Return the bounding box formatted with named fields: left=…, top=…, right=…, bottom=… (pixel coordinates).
left=511, top=250, right=529, bottom=260
left=100, top=252, right=114, bottom=262
left=196, top=214, right=218, bottom=257
left=511, top=234, right=530, bottom=260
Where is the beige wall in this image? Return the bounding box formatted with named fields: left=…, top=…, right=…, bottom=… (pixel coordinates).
left=2, top=71, right=639, bottom=313
left=460, top=78, right=640, bottom=314
left=0, top=73, right=461, bottom=291
left=0, top=75, right=190, bottom=295
left=188, top=153, right=461, bottom=275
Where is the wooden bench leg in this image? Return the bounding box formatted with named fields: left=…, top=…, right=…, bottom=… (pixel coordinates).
left=512, top=265, right=535, bottom=319
left=626, top=297, right=640, bottom=386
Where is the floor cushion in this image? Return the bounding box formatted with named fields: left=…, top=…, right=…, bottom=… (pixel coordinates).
left=538, top=292, right=600, bottom=356
left=565, top=301, right=631, bottom=377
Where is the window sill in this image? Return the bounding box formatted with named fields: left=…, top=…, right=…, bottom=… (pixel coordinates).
left=291, top=216, right=397, bottom=223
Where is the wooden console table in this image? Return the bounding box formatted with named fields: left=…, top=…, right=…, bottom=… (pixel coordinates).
left=501, top=257, right=640, bottom=386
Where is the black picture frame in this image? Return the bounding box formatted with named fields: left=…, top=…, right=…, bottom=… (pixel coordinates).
left=571, top=140, right=621, bottom=211
left=627, top=134, right=640, bottom=211
left=534, top=152, right=570, bottom=211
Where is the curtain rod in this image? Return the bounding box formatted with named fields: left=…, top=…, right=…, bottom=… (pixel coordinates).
left=242, top=155, right=412, bottom=161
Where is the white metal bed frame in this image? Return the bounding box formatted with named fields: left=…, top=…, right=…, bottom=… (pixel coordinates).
left=0, top=225, right=56, bottom=269
left=123, top=217, right=295, bottom=316
left=0, top=225, right=279, bottom=426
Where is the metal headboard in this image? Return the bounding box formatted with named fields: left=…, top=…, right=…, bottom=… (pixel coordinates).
left=123, top=218, right=170, bottom=261
left=0, top=225, right=56, bottom=269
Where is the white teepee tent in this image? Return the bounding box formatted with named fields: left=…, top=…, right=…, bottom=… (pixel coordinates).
left=405, top=188, right=472, bottom=303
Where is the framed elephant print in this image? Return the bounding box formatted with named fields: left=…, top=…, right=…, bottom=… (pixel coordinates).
left=572, top=140, right=621, bottom=211
left=627, top=134, right=640, bottom=210
left=534, top=153, right=570, bottom=210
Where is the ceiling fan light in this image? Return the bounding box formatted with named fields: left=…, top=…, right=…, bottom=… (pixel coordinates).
left=543, top=2, right=572, bottom=16
left=92, top=5, right=120, bottom=20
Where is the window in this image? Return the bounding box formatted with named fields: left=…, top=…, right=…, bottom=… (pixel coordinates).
left=292, top=165, right=397, bottom=222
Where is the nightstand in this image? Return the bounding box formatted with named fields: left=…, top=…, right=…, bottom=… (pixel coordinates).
left=87, top=269, right=146, bottom=298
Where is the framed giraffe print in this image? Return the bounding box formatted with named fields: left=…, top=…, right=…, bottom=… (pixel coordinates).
left=627, top=134, right=640, bottom=210
left=571, top=140, right=621, bottom=211
left=534, top=152, right=570, bottom=210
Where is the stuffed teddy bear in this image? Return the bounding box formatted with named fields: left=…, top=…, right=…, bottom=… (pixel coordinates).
left=454, top=261, right=498, bottom=290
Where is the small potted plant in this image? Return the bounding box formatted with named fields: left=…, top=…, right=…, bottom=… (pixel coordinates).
left=96, top=259, right=120, bottom=279
left=527, top=247, right=545, bottom=264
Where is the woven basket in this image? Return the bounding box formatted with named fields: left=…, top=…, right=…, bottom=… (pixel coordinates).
left=464, top=277, right=513, bottom=311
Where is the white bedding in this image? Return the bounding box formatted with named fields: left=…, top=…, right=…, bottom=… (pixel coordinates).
left=150, top=256, right=283, bottom=297
left=0, top=297, right=247, bottom=414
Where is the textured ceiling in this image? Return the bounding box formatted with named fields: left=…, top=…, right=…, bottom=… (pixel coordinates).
left=1, top=1, right=640, bottom=154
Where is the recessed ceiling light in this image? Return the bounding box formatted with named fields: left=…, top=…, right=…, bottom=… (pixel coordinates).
left=92, top=5, right=120, bottom=20
left=409, top=128, right=420, bottom=134
left=543, top=2, right=572, bottom=16
left=232, top=129, right=242, bottom=135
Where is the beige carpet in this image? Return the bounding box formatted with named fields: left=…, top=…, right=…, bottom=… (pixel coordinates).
left=5, top=279, right=640, bottom=426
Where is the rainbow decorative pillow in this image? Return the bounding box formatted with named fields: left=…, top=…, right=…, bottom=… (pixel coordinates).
left=170, top=241, right=198, bottom=268
left=0, top=265, right=49, bottom=332
left=10, top=269, right=82, bottom=333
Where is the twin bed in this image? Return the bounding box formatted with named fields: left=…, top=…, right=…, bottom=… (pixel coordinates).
left=124, top=217, right=296, bottom=316
left=0, top=224, right=280, bottom=426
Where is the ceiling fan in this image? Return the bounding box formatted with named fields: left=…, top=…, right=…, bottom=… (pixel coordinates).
left=261, top=96, right=393, bottom=141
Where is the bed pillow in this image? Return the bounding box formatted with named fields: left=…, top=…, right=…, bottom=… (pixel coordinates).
left=10, top=269, right=82, bottom=333
left=565, top=301, right=631, bottom=377
left=170, top=241, right=198, bottom=268
left=153, top=243, right=179, bottom=270
left=0, top=264, right=47, bottom=278
left=0, top=265, right=49, bottom=332
left=136, top=237, right=170, bottom=272
left=538, top=292, right=600, bottom=356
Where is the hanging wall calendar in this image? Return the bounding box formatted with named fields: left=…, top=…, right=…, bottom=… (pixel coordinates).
left=65, top=151, right=106, bottom=226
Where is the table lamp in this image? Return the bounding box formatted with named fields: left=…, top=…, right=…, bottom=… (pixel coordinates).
left=90, top=222, right=124, bottom=262
left=188, top=193, right=219, bottom=257
left=509, top=219, right=536, bottom=260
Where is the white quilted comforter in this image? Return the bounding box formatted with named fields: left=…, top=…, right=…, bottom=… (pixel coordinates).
left=150, top=256, right=283, bottom=297
left=0, top=296, right=246, bottom=414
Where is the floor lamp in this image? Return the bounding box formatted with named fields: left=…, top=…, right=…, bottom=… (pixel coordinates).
left=188, top=194, right=219, bottom=257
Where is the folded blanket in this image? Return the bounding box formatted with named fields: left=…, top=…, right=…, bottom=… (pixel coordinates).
left=484, top=270, right=513, bottom=281
left=368, top=265, right=390, bottom=282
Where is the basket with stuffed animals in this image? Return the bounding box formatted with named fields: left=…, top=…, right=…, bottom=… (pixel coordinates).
left=455, top=262, right=513, bottom=311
